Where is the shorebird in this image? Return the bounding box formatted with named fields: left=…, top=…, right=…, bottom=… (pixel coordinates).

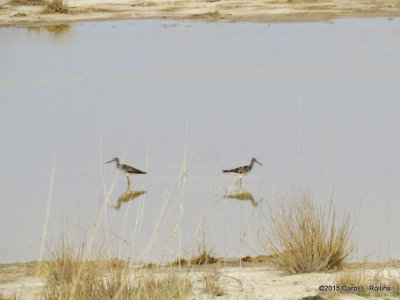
left=222, top=158, right=262, bottom=186
left=105, top=157, right=146, bottom=187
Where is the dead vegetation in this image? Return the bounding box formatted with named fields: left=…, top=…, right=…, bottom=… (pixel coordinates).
left=201, top=267, right=224, bottom=296
left=344, top=260, right=400, bottom=270
left=22, top=237, right=192, bottom=299
left=133, top=272, right=192, bottom=299
left=42, top=238, right=107, bottom=299
left=42, top=0, right=68, bottom=14
left=7, top=0, right=69, bottom=13
left=171, top=247, right=219, bottom=266
left=240, top=255, right=272, bottom=263
left=260, top=193, right=354, bottom=274
left=332, top=269, right=400, bottom=297
left=131, top=1, right=157, bottom=7
left=7, top=0, right=45, bottom=6
left=241, top=255, right=254, bottom=263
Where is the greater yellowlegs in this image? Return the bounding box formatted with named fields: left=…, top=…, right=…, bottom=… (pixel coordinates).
left=105, top=157, right=146, bottom=186
left=222, top=158, right=262, bottom=186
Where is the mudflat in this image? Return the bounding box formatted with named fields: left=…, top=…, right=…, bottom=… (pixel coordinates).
left=1, top=0, right=400, bottom=26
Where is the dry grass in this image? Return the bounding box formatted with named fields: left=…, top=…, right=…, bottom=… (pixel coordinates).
left=31, top=237, right=192, bottom=299
left=131, top=1, right=157, bottom=7
left=333, top=269, right=400, bottom=297
left=42, top=238, right=106, bottom=299
left=171, top=247, right=219, bottom=266
left=260, top=193, right=354, bottom=274
left=42, top=0, right=68, bottom=14
left=241, top=255, right=254, bottom=263
left=344, top=260, right=400, bottom=270
left=91, top=268, right=192, bottom=300
left=240, top=255, right=271, bottom=263
left=8, top=0, right=68, bottom=12
left=133, top=272, right=192, bottom=299
left=0, top=295, right=18, bottom=300
left=202, top=267, right=224, bottom=296
left=8, top=0, right=45, bottom=6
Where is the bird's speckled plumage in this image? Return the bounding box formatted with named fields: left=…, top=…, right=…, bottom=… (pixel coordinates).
left=105, top=157, right=146, bottom=175
left=222, top=158, right=262, bottom=175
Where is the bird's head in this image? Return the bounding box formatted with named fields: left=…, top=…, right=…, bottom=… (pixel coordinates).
left=251, top=158, right=263, bottom=166
left=105, top=157, right=119, bottom=164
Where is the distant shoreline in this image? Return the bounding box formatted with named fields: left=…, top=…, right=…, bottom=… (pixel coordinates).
left=1, top=0, right=400, bottom=27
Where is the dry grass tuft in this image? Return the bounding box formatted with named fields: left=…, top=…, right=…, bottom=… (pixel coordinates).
left=171, top=258, right=189, bottom=266
left=344, top=260, right=400, bottom=270
left=142, top=263, right=159, bottom=269
left=202, top=267, right=224, bottom=296
left=190, top=249, right=219, bottom=265
left=42, top=0, right=68, bottom=14
left=241, top=255, right=254, bottom=262
left=240, top=255, right=273, bottom=263
left=134, top=272, right=192, bottom=299
left=43, top=238, right=106, bottom=299
left=24, top=261, right=49, bottom=277
left=34, top=237, right=192, bottom=299
left=171, top=248, right=219, bottom=266
left=333, top=269, right=400, bottom=297
left=260, top=193, right=354, bottom=274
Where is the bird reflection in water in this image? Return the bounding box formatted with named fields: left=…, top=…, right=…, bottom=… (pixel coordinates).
left=113, top=176, right=146, bottom=210
left=224, top=189, right=258, bottom=207
left=114, top=189, right=146, bottom=210
left=105, top=157, right=147, bottom=210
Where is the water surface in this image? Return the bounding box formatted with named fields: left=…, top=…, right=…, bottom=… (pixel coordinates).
left=1, top=18, right=400, bottom=263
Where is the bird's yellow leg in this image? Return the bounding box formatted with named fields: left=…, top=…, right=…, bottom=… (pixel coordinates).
left=126, top=176, right=131, bottom=190
left=234, top=176, right=241, bottom=187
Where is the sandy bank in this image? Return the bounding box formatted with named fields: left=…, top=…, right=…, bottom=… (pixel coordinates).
left=1, top=261, right=399, bottom=299
left=1, top=0, right=400, bottom=27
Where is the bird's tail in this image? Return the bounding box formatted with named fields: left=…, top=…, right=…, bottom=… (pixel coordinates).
left=222, top=170, right=229, bottom=173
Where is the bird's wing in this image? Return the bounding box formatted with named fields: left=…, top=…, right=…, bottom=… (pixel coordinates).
left=223, top=165, right=247, bottom=174
left=123, top=164, right=147, bottom=174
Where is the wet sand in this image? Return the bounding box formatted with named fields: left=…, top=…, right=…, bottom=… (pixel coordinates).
left=1, top=0, right=400, bottom=26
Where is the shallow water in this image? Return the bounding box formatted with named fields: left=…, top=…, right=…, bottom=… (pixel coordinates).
left=1, top=18, right=400, bottom=263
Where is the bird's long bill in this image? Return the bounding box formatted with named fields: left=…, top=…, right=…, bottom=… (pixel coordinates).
left=256, top=160, right=263, bottom=166
left=105, top=159, right=114, bottom=164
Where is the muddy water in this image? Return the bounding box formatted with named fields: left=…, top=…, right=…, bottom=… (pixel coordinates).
left=1, top=18, right=400, bottom=263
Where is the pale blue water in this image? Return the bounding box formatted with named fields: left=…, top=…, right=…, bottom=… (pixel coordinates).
left=1, top=18, right=400, bottom=263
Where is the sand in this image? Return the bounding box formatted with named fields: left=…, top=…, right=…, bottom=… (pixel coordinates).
left=1, top=261, right=399, bottom=299
left=0, top=0, right=400, bottom=27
